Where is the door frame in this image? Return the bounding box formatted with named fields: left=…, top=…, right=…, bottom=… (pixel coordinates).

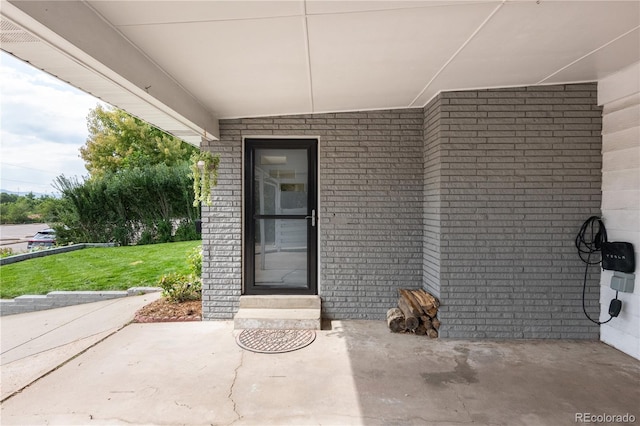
left=242, top=137, right=319, bottom=295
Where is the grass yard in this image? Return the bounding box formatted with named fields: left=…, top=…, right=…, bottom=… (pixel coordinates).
left=0, top=241, right=201, bottom=299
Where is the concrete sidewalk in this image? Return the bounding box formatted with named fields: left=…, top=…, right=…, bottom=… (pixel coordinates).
left=0, top=292, right=161, bottom=400
left=1, top=312, right=639, bottom=425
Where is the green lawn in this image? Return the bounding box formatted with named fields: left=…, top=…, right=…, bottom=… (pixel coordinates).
left=0, top=241, right=201, bottom=299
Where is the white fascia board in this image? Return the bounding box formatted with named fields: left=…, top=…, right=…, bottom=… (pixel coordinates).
left=3, top=0, right=219, bottom=141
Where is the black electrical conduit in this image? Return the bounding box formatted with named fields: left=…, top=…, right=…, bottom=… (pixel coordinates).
left=575, top=216, right=619, bottom=325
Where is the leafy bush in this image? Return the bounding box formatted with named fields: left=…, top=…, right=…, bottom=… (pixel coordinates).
left=54, top=162, right=198, bottom=245
left=187, top=245, right=202, bottom=278
left=0, top=248, right=14, bottom=258
left=156, top=244, right=202, bottom=303
left=137, top=230, right=155, bottom=246
left=157, top=220, right=173, bottom=244
left=158, top=273, right=201, bottom=303
left=174, top=219, right=199, bottom=242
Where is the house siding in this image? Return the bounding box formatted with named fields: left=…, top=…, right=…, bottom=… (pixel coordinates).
left=202, top=110, right=425, bottom=320
left=202, top=83, right=603, bottom=340
left=598, top=62, right=640, bottom=360
left=430, top=84, right=602, bottom=339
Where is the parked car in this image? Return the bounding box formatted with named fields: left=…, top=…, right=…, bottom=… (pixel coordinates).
left=27, top=228, right=56, bottom=250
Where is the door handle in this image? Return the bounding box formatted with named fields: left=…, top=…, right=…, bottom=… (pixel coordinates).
left=305, top=209, right=316, bottom=227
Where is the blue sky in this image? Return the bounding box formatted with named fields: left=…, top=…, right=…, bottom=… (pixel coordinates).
left=0, top=51, right=101, bottom=196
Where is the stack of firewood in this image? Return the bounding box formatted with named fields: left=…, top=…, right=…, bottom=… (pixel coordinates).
left=386, top=289, right=440, bottom=338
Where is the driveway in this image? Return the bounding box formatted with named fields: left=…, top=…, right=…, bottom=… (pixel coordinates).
left=1, top=305, right=638, bottom=425
left=0, top=223, right=48, bottom=253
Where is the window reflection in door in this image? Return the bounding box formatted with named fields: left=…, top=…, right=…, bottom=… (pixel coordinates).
left=253, top=149, right=308, bottom=287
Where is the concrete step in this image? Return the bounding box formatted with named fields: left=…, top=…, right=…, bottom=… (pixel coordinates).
left=233, top=308, right=321, bottom=330
left=235, top=296, right=322, bottom=330
left=238, top=295, right=321, bottom=310
left=234, top=308, right=321, bottom=330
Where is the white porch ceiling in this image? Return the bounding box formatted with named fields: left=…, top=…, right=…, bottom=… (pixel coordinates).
left=1, top=0, right=639, bottom=144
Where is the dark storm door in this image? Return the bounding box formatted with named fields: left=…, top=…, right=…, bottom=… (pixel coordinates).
left=244, top=139, right=318, bottom=295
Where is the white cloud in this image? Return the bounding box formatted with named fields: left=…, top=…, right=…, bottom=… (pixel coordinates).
left=0, top=129, right=89, bottom=194
left=0, top=52, right=100, bottom=194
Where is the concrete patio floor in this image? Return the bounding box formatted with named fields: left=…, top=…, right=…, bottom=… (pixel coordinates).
left=1, top=303, right=639, bottom=426
left=0, top=293, right=162, bottom=401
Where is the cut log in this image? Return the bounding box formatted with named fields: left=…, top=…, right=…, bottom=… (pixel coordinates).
left=386, top=308, right=406, bottom=333
left=420, top=315, right=439, bottom=338
left=397, top=297, right=419, bottom=331
left=390, top=289, right=441, bottom=338
left=398, top=289, right=424, bottom=317
left=412, top=289, right=438, bottom=308
left=414, top=323, right=427, bottom=335
left=411, top=289, right=440, bottom=318
left=409, top=289, right=433, bottom=309
left=432, top=317, right=441, bottom=331
left=421, top=316, right=432, bottom=328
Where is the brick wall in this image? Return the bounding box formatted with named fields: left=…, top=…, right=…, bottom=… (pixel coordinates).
left=202, top=110, right=424, bottom=320
left=423, top=94, right=443, bottom=298
left=202, top=83, right=603, bottom=338
left=201, top=137, right=243, bottom=319
left=429, top=84, right=602, bottom=338
left=320, top=110, right=423, bottom=318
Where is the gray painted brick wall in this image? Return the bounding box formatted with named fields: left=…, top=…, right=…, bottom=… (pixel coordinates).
left=423, top=94, right=443, bottom=298
left=202, top=83, right=602, bottom=339
left=201, top=137, right=243, bottom=320
left=202, top=110, right=424, bottom=320
left=319, top=110, right=424, bottom=319
left=427, top=84, right=602, bottom=339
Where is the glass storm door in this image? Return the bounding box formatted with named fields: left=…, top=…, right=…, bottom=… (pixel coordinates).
left=244, top=139, right=317, bottom=295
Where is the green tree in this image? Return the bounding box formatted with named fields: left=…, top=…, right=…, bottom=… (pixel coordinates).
left=0, top=193, right=18, bottom=204
left=80, top=105, right=197, bottom=176
left=0, top=199, right=30, bottom=224
left=36, top=196, right=67, bottom=223
left=0, top=193, right=63, bottom=224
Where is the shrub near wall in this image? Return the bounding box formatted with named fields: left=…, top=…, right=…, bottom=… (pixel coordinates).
left=55, top=163, right=199, bottom=245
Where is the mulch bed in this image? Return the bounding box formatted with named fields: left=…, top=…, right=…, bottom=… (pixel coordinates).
left=133, top=298, right=202, bottom=323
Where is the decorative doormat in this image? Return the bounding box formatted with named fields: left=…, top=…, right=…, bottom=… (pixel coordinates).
left=236, top=329, right=316, bottom=354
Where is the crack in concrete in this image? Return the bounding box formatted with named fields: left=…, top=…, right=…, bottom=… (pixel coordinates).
left=0, top=323, right=128, bottom=404
left=174, top=400, right=192, bottom=409
left=453, top=388, right=475, bottom=424
left=226, top=350, right=244, bottom=425
left=1, top=298, right=123, bottom=356
left=100, top=416, right=137, bottom=425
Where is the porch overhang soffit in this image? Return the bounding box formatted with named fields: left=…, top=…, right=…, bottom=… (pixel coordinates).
left=1, top=0, right=639, bottom=144
left=0, top=0, right=219, bottom=145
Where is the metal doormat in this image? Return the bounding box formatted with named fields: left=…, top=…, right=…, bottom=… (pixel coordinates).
left=236, top=329, right=316, bottom=354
